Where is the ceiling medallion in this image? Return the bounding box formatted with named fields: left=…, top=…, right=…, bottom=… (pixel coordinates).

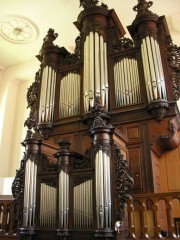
left=0, top=16, right=38, bottom=44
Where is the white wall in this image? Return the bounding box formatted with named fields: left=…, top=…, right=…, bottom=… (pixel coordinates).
left=0, top=58, right=39, bottom=178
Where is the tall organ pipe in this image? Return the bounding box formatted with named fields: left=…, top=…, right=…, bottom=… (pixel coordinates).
left=23, top=159, right=37, bottom=227
left=39, top=66, right=57, bottom=123
left=141, top=36, right=167, bottom=102
left=83, top=31, right=109, bottom=112
left=95, top=150, right=112, bottom=228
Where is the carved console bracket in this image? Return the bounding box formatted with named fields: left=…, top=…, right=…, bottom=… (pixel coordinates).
left=151, top=119, right=180, bottom=156
left=38, top=122, right=53, bottom=140
left=147, top=99, right=169, bottom=122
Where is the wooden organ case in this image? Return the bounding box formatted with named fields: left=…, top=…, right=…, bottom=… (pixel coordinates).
left=12, top=0, right=180, bottom=240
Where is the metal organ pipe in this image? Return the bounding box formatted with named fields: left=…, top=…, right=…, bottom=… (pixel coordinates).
left=39, top=66, right=57, bottom=123
left=59, top=170, right=69, bottom=228
left=141, top=36, right=167, bottom=102
left=40, top=183, right=56, bottom=228
left=59, top=73, right=80, bottom=118
left=73, top=179, right=93, bottom=228
left=83, top=31, right=109, bottom=112
left=114, top=58, right=141, bottom=106
left=95, top=150, right=112, bottom=229
left=23, top=159, right=37, bottom=227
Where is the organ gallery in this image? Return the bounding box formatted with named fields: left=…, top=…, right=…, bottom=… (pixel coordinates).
left=12, top=0, right=180, bottom=239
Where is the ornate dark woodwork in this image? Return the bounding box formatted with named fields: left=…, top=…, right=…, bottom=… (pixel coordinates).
left=167, top=36, right=180, bottom=101
left=12, top=0, right=180, bottom=240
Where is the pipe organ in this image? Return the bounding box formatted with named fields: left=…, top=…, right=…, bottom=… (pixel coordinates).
left=12, top=0, right=180, bottom=240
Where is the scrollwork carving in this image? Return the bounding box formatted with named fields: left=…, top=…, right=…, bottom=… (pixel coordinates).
left=24, top=71, right=41, bottom=140
left=12, top=155, right=25, bottom=227
left=167, top=36, right=180, bottom=101
left=114, top=145, right=133, bottom=221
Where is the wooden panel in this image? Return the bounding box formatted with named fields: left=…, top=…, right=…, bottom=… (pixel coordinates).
left=128, top=146, right=143, bottom=190
left=160, top=131, right=180, bottom=192
left=127, top=127, right=139, bottom=139
left=165, top=147, right=180, bottom=191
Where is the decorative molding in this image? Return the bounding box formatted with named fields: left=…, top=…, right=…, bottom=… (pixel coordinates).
left=167, top=36, right=180, bottom=101
left=114, top=145, right=133, bottom=221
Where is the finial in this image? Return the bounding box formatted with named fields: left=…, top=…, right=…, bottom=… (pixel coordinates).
left=79, top=0, right=99, bottom=9
left=133, top=0, right=153, bottom=16
left=43, top=28, right=58, bottom=47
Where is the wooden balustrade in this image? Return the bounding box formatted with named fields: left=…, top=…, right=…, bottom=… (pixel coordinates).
left=0, top=198, right=19, bottom=239
left=1, top=193, right=180, bottom=239
left=125, top=192, right=180, bottom=239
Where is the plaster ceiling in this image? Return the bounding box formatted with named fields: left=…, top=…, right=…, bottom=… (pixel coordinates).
left=0, top=0, right=180, bottom=69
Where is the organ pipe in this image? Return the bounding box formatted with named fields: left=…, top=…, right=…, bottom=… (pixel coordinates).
left=59, top=73, right=80, bottom=118
left=23, top=159, right=37, bottom=227
left=59, top=170, right=69, bottom=228
left=40, top=183, right=57, bottom=228
left=95, top=150, right=112, bottom=229
left=73, top=179, right=93, bottom=228
left=83, top=31, right=109, bottom=112
left=39, top=66, right=57, bottom=123
left=141, top=36, right=167, bottom=102
left=114, top=58, right=141, bottom=106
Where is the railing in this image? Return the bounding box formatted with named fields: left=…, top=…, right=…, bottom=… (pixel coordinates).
left=0, top=198, right=19, bottom=239
left=1, top=193, right=180, bottom=239
left=126, top=192, right=180, bottom=239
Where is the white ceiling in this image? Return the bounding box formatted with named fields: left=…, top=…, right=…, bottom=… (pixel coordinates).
left=0, top=0, right=180, bottom=69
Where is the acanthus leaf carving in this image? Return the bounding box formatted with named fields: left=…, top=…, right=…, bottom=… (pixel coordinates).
left=167, top=35, right=180, bottom=101
left=114, top=145, right=134, bottom=221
